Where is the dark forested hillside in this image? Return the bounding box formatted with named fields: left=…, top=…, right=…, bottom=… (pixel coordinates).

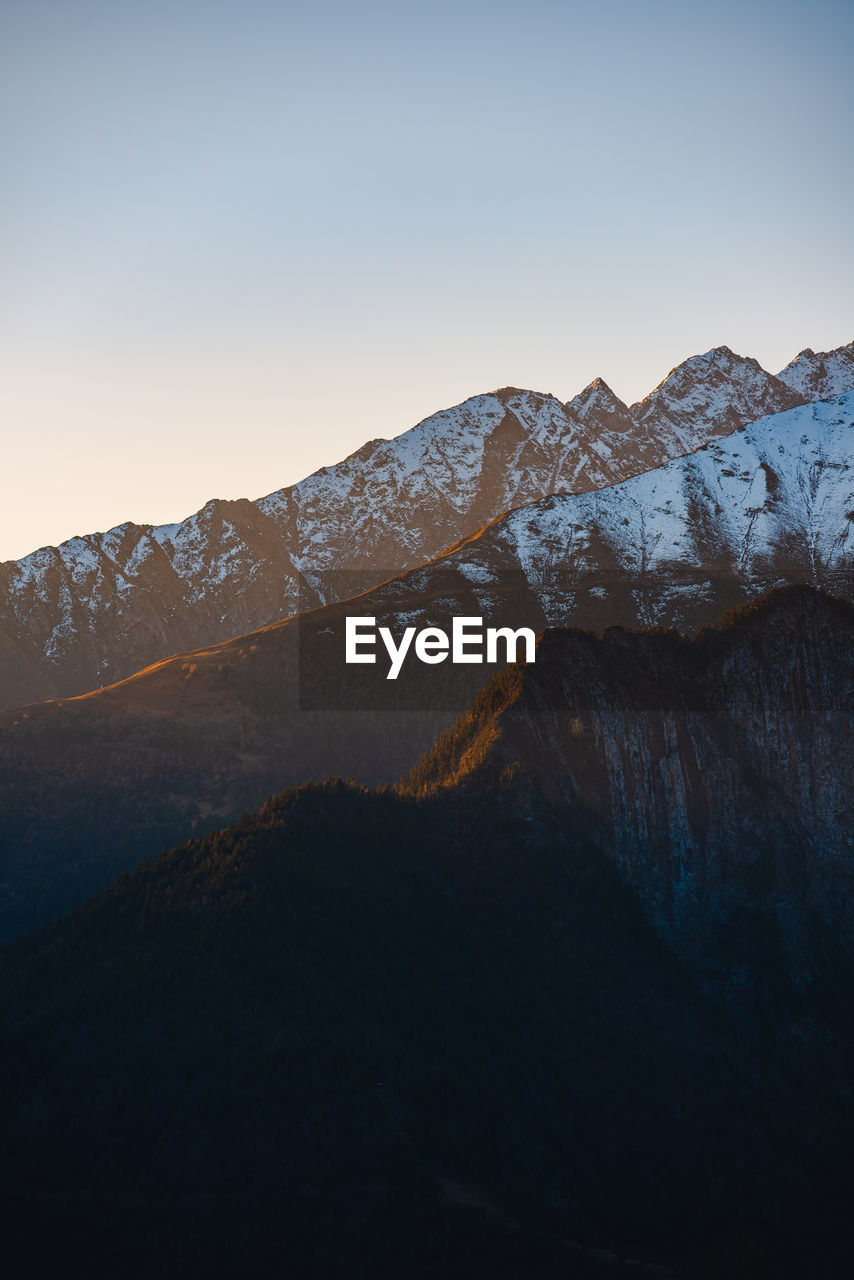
left=1, top=587, right=853, bottom=1277
left=2, top=781, right=853, bottom=1279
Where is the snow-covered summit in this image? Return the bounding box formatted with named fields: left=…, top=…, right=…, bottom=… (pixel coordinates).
left=776, top=341, right=854, bottom=401
left=629, top=346, right=803, bottom=453
left=567, top=378, right=634, bottom=430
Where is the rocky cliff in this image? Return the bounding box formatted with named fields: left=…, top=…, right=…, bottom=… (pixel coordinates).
left=409, top=585, right=854, bottom=995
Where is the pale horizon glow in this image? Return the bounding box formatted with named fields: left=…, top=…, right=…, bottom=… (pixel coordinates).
left=1, top=0, right=852, bottom=562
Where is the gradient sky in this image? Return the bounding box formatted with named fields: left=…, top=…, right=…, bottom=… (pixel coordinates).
left=1, top=0, right=852, bottom=562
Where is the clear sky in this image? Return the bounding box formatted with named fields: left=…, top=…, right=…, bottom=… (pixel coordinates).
left=1, top=0, right=852, bottom=562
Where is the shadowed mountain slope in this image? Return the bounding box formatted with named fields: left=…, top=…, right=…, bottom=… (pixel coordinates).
left=408, top=585, right=854, bottom=992
left=1, top=587, right=853, bottom=1278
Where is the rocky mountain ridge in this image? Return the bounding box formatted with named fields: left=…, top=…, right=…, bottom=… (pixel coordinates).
left=362, top=390, right=854, bottom=637
left=2, top=342, right=838, bottom=709
left=777, top=338, right=854, bottom=400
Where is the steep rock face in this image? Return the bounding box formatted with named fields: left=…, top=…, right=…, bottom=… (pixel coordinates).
left=777, top=339, right=854, bottom=400
left=0, top=346, right=810, bottom=708
left=410, top=587, right=854, bottom=991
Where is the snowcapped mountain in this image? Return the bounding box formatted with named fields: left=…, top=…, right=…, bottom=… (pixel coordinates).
left=777, top=339, right=854, bottom=400
left=631, top=344, right=805, bottom=452
left=365, top=392, right=854, bottom=636
left=2, top=393, right=853, bottom=937
left=0, top=343, right=840, bottom=709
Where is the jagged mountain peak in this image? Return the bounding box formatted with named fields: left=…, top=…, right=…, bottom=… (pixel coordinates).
left=683, top=344, right=739, bottom=366
left=776, top=339, right=854, bottom=400
left=564, top=378, right=636, bottom=444
left=637, top=345, right=772, bottom=402
left=628, top=344, right=805, bottom=453
left=489, top=385, right=536, bottom=403
left=567, top=376, right=627, bottom=416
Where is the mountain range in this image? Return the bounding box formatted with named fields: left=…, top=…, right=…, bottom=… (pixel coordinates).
left=2, top=382, right=853, bottom=940
left=2, top=339, right=854, bottom=1276
left=4, top=342, right=850, bottom=710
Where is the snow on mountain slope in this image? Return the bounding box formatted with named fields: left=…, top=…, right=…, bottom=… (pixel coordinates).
left=629, top=346, right=803, bottom=453
left=253, top=348, right=800, bottom=580
left=776, top=340, right=854, bottom=401
left=417, top=393, right=854, bottom=633
left=0, top=345, right=815, bottom=708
